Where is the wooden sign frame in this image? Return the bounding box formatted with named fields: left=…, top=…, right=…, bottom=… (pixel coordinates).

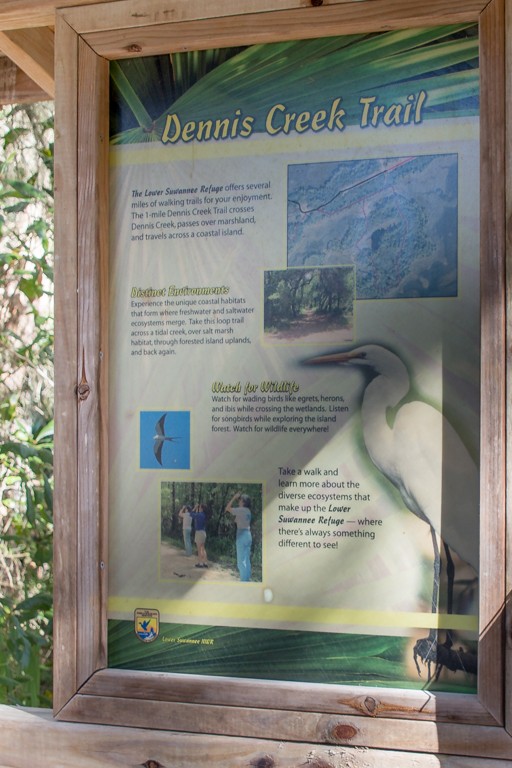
left=53, top=0, right=510, bottom=759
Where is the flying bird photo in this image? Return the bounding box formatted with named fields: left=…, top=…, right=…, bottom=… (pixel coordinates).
left=153, top=413, right=181, bottom=466
left=139, top=410, right=191, bottom=469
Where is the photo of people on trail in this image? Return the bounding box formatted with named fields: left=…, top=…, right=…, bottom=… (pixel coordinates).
left=160, top=481, right=263, bottom=582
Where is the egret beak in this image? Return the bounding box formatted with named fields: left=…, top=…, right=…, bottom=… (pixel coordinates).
left=306, top=350, right=365, bottom=365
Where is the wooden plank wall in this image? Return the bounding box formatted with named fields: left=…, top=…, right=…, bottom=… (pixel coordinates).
left=1, top=704, right=512, bottom=768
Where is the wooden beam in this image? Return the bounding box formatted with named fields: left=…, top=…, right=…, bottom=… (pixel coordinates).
left=63, top=0, right=488, bottom=36
left=479, top=0, right=507, bottom=726
left=1, top=705, right=511, bottom=768
left=53, top=13, right=79, bottom=713
left=0, top=2, right=56, bottom=30
left=0, top=54, right=48, bottom=103
left=75, top=0, right=487, bottom=61
left=0, top=26, right=54, bottom=97
left=505, top=0, right=512, bottom=736
left=0, top=0, right=114, bottom=31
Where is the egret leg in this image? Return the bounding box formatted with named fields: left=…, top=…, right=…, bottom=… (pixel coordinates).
left=430, top=526, right=441, bottom=613
left=441, top=542, right=455, bottom=653
left=413, top=526, right=441, bottom=680
left=414, top=534, right=475, bottom=682
left=443, top=542, right=455, bottom=615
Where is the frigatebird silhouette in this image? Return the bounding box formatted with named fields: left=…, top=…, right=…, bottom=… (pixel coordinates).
left=153, top=413, right=181, bottom=466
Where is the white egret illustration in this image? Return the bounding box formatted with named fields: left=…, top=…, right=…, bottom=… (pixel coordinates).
left=307, top=343, right=479, bottom=679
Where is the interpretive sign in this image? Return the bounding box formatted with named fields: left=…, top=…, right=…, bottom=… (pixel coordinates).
left=53, top=0, right=510, bottom=754
left=107, top=26, right=480, bottom=691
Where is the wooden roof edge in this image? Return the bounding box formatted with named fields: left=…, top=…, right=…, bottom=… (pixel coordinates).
left=0, top=0, right=105, bottom=32
left=0, top=27, right=54, bottom=98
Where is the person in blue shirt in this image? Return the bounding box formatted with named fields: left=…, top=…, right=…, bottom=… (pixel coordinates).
left=226, top=491, right=252, bottom=582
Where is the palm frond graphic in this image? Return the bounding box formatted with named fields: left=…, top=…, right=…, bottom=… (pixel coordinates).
left=110, top=25, right=478, bottom=145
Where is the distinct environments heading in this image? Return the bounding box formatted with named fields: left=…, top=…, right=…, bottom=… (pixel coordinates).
left=160, top=91, right=427, bottom=144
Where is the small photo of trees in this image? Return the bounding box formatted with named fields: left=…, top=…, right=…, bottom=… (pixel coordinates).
left=263, top=266, right=355, bottom=345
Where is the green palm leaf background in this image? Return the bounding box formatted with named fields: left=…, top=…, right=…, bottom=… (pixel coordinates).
left=108, top=620, right=477, bottom=693
left=110, top=25, right=478, bottom=144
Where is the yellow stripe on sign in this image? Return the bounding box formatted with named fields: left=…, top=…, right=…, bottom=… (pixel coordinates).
left=108, top=597, right=478, bottom=632
left=109, top=120, right=478, bottom=168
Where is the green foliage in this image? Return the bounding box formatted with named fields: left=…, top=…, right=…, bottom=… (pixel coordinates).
left=110, top=47, right=245, bottom=140
left=0, top=103, right=54, bottom=707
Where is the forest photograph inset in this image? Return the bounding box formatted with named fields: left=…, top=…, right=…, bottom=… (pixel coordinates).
left=263, top=266, right=355, bottom=345
left=160, top=481, right=263, bottom=583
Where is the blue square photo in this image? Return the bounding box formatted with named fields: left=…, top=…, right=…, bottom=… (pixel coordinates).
left=140, top=411, right=190, bottom=469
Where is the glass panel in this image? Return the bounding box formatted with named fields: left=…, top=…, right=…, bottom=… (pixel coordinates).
left=107, top=25, right=480, bottom=693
